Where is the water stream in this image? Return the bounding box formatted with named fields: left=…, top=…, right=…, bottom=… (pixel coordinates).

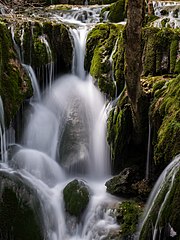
left=0, top=6, right=120, bottom=240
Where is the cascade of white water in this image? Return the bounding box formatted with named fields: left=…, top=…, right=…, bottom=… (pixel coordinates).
left=139, top=154, right=180, bottom=237
left=70, top=26, right=89, bottom=80
left=22, top=64, right=41, bottom=102
left=152, top=1, right=180, bottom=28
left=10, top=25, right=22, bottom=60
left=39, top=35, right=54, bottom=89
left=10, top=25, right=41, bottom=103
left=1, top=6, right=120, bottom=240
left=109, top=38, right=118, bottom=98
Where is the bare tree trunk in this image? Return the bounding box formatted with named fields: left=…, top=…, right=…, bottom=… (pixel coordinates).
left=125, top=0, right=145, bottom=144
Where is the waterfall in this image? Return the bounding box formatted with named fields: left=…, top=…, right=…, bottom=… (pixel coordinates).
left=152, top=1, right=180, bottom=28
left=70, top=26, right=89, bottom=80
left=0, top=6, right=120, bottom=240
left=109, top=38, right=118, bottom=98
left=22, top=64, right=41, bottom=102
left=39, top=35, right=54, bottom=89
left=139, top=154, right=180, bottom=239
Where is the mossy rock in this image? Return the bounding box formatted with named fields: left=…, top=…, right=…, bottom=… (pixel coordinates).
left=142, top=27, right=180, bottom=76
left=0, top=20, right=33, bottom=125
left=0, top=171, right=44, bottom=240
left=139, top=156, right=180, bottom=240
left=63, top=179, right=90, bottom=218
left=105, top=167, right=141, bottom=197
left=150, top=75, right=180, bottom=167
left=85, top=23, right=124, bottom=98
left=108, top=0, right=126, bottom=23
left=13, top=19, right=72, bottom=76
left=116, top=200, right=143, bottom=238
left=107, top=98, right=134, bottom=172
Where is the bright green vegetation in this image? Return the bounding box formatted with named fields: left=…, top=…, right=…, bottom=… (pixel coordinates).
left=14, top=20, right=72, bottom=72
left=108, top=0, right=126, bottom=23
left=116, top=201, right=142, bottom=238
left=85, top=23, right=124, bottom=98
left=150, top=75, right=180, bottom=166
left=142, top=27, right=180, bottom=76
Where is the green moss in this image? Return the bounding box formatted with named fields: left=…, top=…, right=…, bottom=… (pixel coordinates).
left=108, top=0, right=125, bottom=23
left=33, top=38, right=49, bottom=67
left=150, top=75, right=180, bottom=165
left=107, top=100, right=133, bottom=172
left=142, top=27, right=180, bottom=76
left=113, top=30, right=125, bottom=95
left=0, top=21, right=32, bottom=125
left=85, top=23, right=124, bottom=97
left=116, top=201, right=142, bottom=237
left=63, top=179, right=90, bottom=218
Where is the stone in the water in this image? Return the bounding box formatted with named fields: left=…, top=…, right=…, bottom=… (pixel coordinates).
left=63, top=179, right=90, bottom=218
left=0, top=171, right=44, bottom=240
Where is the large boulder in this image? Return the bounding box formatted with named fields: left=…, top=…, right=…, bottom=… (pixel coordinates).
left=0, top=171, right=44, bottom=240
left=105, top=166, right=151, bottom=200
left=105, top=167, right=140, bottom=197
left=63, top=179, right=90, bottom=218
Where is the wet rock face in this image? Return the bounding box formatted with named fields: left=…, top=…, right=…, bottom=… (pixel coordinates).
left=63, top=179, right=90, bottom=218
left=0, top=21, right=33, bottom=125
left=0, top=171, right=44, bottom=240
left=105, top=167, right=140, bottom=197
left=139, top=159, right=180, bottom=240
left=59, top=97, right=90, bottom=175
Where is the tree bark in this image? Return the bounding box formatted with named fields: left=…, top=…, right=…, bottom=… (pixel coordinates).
left=125, top=0, right=145, bottom=144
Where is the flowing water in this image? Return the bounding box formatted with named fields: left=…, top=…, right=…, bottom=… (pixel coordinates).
left=0, top=6, right=120, bottom=240
left=152, top=1, right=180, bottom=28
left=139, top=154, right=180, bottom=239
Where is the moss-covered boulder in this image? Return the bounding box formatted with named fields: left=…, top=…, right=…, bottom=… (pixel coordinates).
left=139, top=155, right=180, bottom=240
left=13, top=19, right=73, bottom=78
left=63, top=179, right=90, bottom=218
left=0, top=171, right=44, bottom=240
left=0, top=20, right=32, bottom=125
left=150, top=75, right=180, bottom=171
left=85, top=23, right=124, bottom=98
left=107, top=100, right=133, bottom=172
left=108, top=0, right=126, bottom=23
left=142, top=27, right=180, bottom=76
